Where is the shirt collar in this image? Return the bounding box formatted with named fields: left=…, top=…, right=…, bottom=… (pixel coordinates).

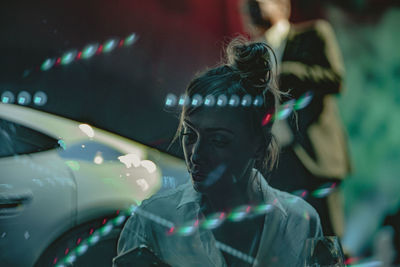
left=177, top=169, right=288, bottom=217
left=177, top=181, right=201, bottom=209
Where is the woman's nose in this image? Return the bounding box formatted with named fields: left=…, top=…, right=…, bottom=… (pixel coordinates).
left=191, top=139, right=206, bottom=165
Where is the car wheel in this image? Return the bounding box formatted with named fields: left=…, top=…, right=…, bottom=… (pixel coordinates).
left=35, top=218, right=125, bottom=267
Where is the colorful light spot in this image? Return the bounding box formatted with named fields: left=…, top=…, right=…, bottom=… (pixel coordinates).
left=262, top=113, right=273, bottom=126
left=76, top=243, right=88, bottom=255
left=167, top=227, right=175, bottom=235
left=41, top=58, right=55, bottom=71
left=124, top=33, right=137, bottom=46
left=253, top=204, right=273, bottom=215
left=100, top=224, right=113, bottom=236
left=294, top=91, right=313, bottom=110
left=113, top=215, right=126, bottom=226
left=228, top=205, right=249, bottom=222
left=88, top=234, right=100, bottom=245
left=103, top=39, right=118, bottom=53
left=312, top=182, right=336, bottom=198
left=81, top=44, right=98, bottom=59
left=61, top=50, right=77, bottom=65
left=201, top=212, right=225, bottom=229
left=292, top=189, right=308, bottom=198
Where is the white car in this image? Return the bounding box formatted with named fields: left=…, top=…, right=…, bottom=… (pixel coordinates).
left=0, top=103, right=188, bottom=267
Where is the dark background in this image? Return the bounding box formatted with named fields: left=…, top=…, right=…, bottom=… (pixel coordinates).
left=0, top=0, right=398, bottom=155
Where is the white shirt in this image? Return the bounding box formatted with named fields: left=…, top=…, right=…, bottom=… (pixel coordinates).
left=114, top=169, right=322, bottom=267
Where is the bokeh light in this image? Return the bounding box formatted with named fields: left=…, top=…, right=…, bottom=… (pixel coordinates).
left=1, top=91, right=15, bottom=104
left=61, top=50, right=77, bottom=65
left=40, top=58, right=55, bottom=71
left=165, top=93, right=177, bottom=107
left=217, top=94, right=228, bottom=107
left=102, top=39, right=118, bottom=53
left=33, top=91, right=47, bottom=106
left=204, top=95, right=215, bottom=107
left=17, top=91, right=31, bottom=105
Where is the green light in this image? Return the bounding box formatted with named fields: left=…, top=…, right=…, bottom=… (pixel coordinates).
left=124, top=33, right=137, bottom=46
left=2, top=96, right=9, bottom=103
left=65, top=254, right=76, bottom=264
left=41, top=58, right=55, bottom=71
left=88, top=234, right=100, bottom=245
left=178, top=226, right=194, bottom=236
left=100, top=224, right=113, bottom=236
left=61, top=50, right=77, bottom=65
left=103, top=39, right=117, bottom=53
left=294, top=92, right=313, bottom=110
left=76, top=243, right=88, bottom=255
left=112, top=215, right=126, bottom=226
left=253, top=204, right=272, bottom=214
left=65, top=160, right=80, bottom=171
left=82, top=44, right=98, bottom=59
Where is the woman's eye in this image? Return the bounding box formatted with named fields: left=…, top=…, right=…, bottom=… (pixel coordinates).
left=211, top=134, right=230, bottom=147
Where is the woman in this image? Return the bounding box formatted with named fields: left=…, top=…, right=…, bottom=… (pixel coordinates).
left=114, top=39, right=322, bottom=267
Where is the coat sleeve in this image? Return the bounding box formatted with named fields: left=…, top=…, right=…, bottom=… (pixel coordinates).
left=280, top=20, right=345, bottom=97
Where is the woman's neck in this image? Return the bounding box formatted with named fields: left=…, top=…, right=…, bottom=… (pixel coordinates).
left=200, top=170, right=259, bottom=214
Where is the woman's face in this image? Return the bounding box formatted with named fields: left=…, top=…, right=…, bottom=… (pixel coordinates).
left=182, top=106, right=261, bottom=193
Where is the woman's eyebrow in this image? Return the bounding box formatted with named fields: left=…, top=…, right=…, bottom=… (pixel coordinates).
left=204, top=128, right=234, bottom=135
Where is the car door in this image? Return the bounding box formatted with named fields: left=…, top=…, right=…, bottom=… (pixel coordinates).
left=0, top=118, right=77, bottom=267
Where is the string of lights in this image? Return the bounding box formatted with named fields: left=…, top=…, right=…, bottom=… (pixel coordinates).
left=37, top=33, right=138, bottom=73
left=53, top=180, right=337, bottom=266
left=164, top=91, right=314, bottom=125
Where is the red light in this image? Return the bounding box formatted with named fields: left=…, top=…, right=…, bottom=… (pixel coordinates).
left=89, top=228, right=94, bottom=235
left=97, top=45, right=103, bottom=54
left=56, top=57, right=61, bottom=65
left=102, top=218, right=107, bottom=225
left=53, top=257, right=58, bottom=264
left=116, top=210, right=120, bottom=215
left=345, top=257, right=359, bottom=265
left=167, top=227, right=175, bottom=235
left=219, top=212, right=225, bottom=219
left=77, top=238, right=81, bottom=245
left=262, top=113, right=272, bottom=126
left=301, top=191, right=308, bottom=198
left=118, top=40, right=124, bottom=47
left=64, top=248, right=69, bottom=255
left=246, top=206, right=251, bottom=213
left=194, top=220, right=199, bottom=227
left=76, top=51, right=82, bottom=59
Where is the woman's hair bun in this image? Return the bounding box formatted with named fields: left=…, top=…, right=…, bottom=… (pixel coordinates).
left=227, top=39, right=273, bottom=88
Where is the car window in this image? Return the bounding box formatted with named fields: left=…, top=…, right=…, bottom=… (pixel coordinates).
left=59, top=141, right=123, bottom=162
left=0, top=118, right=59, bottom=158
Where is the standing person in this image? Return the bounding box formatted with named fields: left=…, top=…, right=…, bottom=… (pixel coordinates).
left=114, top=40, right=322, bottom=267
left=244, top=0, right=351, bottom=236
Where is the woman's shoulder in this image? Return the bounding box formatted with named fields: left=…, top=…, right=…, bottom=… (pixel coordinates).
left=138, top=182, right=194, bottom=214
left=269, top=186, right=320, bottom=221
